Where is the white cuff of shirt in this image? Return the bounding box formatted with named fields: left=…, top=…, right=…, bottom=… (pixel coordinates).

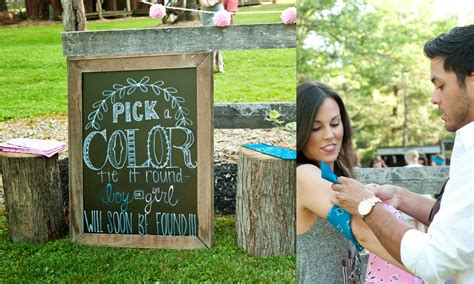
left=401, top=229, right=425, bottom=274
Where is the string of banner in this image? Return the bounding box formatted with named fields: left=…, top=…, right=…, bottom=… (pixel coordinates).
left=139, top=0, right=296, bottom=27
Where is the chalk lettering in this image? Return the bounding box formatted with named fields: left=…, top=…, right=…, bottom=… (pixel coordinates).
left=108, top=130, right=127, bottom=169
left=128, top=168, right=140, bottom=183
left=155, top=213, right=194, bottom=236
left=145, top=168, right=183, bottom=184
left=83, top=127, right=196, bottom=170
left=164, top=109, right=171, bottom=119
left=101, top=183, right=133, bottom=212
left=132, top=101, right=143, bottom=121
left=145, top=100, right=159, bottom=120
left=147, top=125, right=170, bottom=169
left=138, top=213, right=149, bottom=235
left=189, top=213, right=197, bottom=236
left=126, top=128, right=139, bottom=167
left=97, top=170, right=118, bottom=183
left=112, top=101, right=159, bottom=123
left=83, top=210, right=103, bottom=233
left=112, top=102, right=124, bottom=123
left=144, top=185, right=179, bottom=214
left=83, top=129, right=108, bottom=170
left=106, top=211, right=133, bottom=234
left=168, top=127, right=197, bottom=168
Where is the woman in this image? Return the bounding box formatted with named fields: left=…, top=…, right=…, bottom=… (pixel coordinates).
left=296, top=82, right=415, bottom=283
left=370, top=155, right=388, bottom=168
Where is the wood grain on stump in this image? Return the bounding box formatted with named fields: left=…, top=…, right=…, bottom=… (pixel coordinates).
left=236, top=147, right=295, bottom=256
left=0, top=152, right=67, bottom=243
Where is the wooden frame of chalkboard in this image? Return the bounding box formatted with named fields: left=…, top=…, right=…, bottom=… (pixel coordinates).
left=68, top=53, right=213, bottom=249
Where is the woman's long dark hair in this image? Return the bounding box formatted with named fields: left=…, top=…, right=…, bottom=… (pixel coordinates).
left=297, top=82, right=355, bottom=178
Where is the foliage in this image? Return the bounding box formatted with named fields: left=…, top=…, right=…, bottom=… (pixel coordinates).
left=266, top=109, right=285, bottom=124
left=0, top=214, right=295, bottom=282
left=0, top=4, right=295, bottom=121
left=265, top=109, right=297, bottom=132
left=297, top=0, right=457, bottom=164
left=0, top=0, right=7, bottom=12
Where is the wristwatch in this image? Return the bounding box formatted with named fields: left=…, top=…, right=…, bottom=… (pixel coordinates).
left=358, top=197, right=382, bottom=219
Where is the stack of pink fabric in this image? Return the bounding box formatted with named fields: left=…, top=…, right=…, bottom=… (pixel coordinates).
left=0, top=138, right=66, bottom=157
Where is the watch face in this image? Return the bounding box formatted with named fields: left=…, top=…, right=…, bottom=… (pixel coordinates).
left=358, top=201, right=372, bottom=216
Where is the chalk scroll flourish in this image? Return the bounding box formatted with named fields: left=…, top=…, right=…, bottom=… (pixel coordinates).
left=85, top=76, right=192, bottom=130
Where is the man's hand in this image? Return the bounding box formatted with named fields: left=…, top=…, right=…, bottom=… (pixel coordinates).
left=331, top=177, right=375, bottom=216
left=369, top=185, right=401, bottom=209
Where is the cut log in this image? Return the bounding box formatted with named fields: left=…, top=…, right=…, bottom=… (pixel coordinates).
left=236, top=147, right=295, bottom=256
left=0, top=152, right=67, bottom=243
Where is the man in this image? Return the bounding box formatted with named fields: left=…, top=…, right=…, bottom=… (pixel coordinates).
left=404, top=149, right=423, bottom=167
left=332, top=25, right=474, bottom=283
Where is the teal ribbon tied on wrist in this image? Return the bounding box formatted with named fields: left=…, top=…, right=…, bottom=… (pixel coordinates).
left=321, top=161, right=364, bottom=252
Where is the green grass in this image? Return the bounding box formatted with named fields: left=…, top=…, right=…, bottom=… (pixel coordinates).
left=0, top=4, right=295, bottom=121
left=0, top=214, right=295, bottom=282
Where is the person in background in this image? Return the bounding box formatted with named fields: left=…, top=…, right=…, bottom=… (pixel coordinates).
left=223, top=0, right=238, bottom=24
left=370, top=155, right=388, bottom=168
left=199, top=0, right=225, bottom=73
left=404, top=150, right=423, bottom=167
left=431, top=154, right=445, bottom=166
left=418, top=152, right=428, bottom=166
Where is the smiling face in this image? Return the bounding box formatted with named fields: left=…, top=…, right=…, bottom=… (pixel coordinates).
left=430, top=58, right=474, bottom=132
left=302, top=97, right=344, bottom=169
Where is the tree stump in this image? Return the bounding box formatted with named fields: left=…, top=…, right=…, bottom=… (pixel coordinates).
left=0, top=152, right=67, bottom=243
left=236, top=147, right=295, bottom=256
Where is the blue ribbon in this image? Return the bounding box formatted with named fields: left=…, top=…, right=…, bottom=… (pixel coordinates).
left=321, top=161, right=364, bottom=252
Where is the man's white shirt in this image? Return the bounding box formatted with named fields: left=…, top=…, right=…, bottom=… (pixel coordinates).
left=401, top=121, right=474, bottom=283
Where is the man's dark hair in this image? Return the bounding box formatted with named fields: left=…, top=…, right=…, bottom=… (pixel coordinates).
left=424, top=25, right=474, bottom=86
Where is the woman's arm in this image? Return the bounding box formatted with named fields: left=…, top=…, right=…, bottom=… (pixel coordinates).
left=351, top=216, right=411, bottom=272
left=297, top=164, right=410, bottom=272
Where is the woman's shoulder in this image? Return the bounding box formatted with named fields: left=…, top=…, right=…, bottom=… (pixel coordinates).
left=297, top=163, right=323, bottom=184
left=297, top=163, right=320, bottom=174
left=297, top=163, right=333, bottom=198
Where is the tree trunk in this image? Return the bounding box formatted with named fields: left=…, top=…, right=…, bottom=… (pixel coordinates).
left=184, top=0, right=197, bottom=21
left=402, top=89, right=408, bottom=147
left=236, top=147, right=296, bottom=256
left=38, top=0, right=49, bottom=20
left=0, top=152, right=67, bottom=243
left=61, top=0, right=86, bottom=31
left=0, top=0, right=7, bottom=12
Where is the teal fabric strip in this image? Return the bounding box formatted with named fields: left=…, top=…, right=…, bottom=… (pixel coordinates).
left=321, top=161, right=364, bottom=252
left=242, top=143, right=296, bottom=160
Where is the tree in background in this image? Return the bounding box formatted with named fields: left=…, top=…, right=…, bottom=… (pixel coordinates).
left=61, top=0, right=86, bottom=31
left=297, top=0, right=457, bottom=163
left=0, top=0, right=7, bottom=12
left=38, top=0, right=49, bottom=20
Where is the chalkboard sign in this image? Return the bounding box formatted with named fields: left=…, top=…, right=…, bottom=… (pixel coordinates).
left=68, top=54, right=213, bottom=248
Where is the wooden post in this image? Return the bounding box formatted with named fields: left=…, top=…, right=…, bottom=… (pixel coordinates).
left=0, top=152, right=67, bottom=243
left=97, top=0, right=102, bottom=19
left=236, top=147, right=295, bottom=256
